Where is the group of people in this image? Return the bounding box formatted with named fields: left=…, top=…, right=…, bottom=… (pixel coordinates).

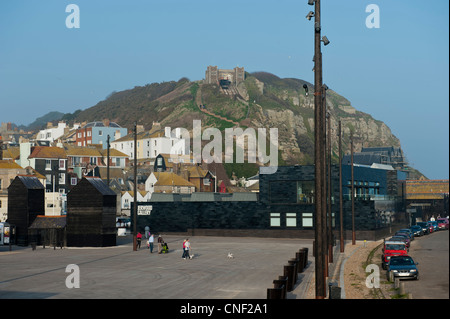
left=135, top=232, right=165, bottom=254
left=136, top=231, right=192, bottom=258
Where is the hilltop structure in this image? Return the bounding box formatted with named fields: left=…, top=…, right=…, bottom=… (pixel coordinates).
left=205, top=66, right=245, bottom=86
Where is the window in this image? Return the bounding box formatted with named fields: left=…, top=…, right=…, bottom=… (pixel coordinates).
left=270, top=213, right=280, bottom=227
left=71, top=177, right=77, bottom=186
left=286, top=213, right=297, bottom=227
left=302, top=213, right=313, bottom=227
left=72, top=157, right=80, bottom=165
left=0, top=179, right=2, bottom=190
left=59, top=173, right=65, bottom=184
left=45, top=160, right=51, bottom=170
left=90, top=157, right=97, bottom=165
left=297, top=181, right=315, bottom=204
left=46, top=174, right=52, bottom=185
left=59, top=159, right=66, bottom=170
left=99, top=130, right=103, bottom=136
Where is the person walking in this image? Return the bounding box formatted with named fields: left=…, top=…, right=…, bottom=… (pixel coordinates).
left=182, top=239, right=187, bottom=259
left=136, top=232, right=142, bottom=249
left=157, top=235, right=164, bottom=254
left=148, top=234, right=154, bottom=253
left=185, top=238, right=191, bottom=259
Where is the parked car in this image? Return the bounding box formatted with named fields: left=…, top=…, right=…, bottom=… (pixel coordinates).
left=429, top=221, right=439, bottom=232
left=116, top=217, right=131, bottom=228
left=398, top=228, right=415, bottom=240
left=410, top=225, right=424, bottom=237
left=436, top=218, right=449, bottom=230
left=390, top=235, right=410, bottom=248
left=381, top=240, right=408, bottom=270
left=395, top=231, right=413, bottom=244
left=416, top=222, right=430, bottom=235
left=387, top=255, right=419, bottom=280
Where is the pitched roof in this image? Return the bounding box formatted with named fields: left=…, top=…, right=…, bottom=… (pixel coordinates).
left=1, top=146, right=20, bottom=160
left=153, top=172, right=194, bottom=187
left=112, top=130, right=164, bottom=143
left=0, top=160, right=23, bottom=169
left=83, top=177, right=116, bottom=195
left=65, top=146, right=102, bottom=157
left=99, top=148, right=129, bottom=157
left=28, top=146, right=67, bottom=159
left=187, top=165, right=210, bottom=178
left=15, top=175, right=45, bottom=189
left=28, top=215, right=67, bottom=229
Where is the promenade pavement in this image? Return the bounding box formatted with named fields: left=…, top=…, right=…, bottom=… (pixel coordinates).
left=0, top=234, right=317, bottom=299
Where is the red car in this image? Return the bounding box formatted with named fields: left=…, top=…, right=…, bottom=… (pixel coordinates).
left=437, top=218, right=449, bottom=230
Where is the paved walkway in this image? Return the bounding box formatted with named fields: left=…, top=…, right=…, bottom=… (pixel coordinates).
left=0, top=235, right=315, bottom=299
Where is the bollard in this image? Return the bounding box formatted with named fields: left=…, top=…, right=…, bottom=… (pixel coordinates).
left=296, top=251, right=305, bottom=273
left=399, top=282, right=405, bottom=295
left=288, top=259, right=298, bottom=283
left=273, top=280, right=287, bottom=299
left=284, top=265, right=295, bottom=292
left=267, top=287, right=283, bottom=299
left=300, top=248, right=308, bottom=268
left=328, top=281, right=341, bottom=299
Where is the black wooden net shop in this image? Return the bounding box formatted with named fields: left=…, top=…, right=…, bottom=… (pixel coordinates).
left=7, top=175, right=45, bottom=246
left=66, top=177, right=117, bottom=247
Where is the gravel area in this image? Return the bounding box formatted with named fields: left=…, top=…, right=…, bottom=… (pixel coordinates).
left=304, top=240, right=400, bottom=299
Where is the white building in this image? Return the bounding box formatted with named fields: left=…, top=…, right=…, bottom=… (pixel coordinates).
left=37, top=122, right=69, bottom=143
left=111, top=126, right=189, bottom=160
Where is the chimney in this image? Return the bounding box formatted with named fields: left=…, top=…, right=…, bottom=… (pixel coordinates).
left=164, top=127, right=171, bottom=138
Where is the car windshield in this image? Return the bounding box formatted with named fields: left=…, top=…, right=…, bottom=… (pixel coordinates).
left=390, top=257, right=415, bottom=266
left=437, top=219, right=447, bottom=224
left=386, top=244, right=405, bottom=250
left=417, top=222, right=427, bottom=227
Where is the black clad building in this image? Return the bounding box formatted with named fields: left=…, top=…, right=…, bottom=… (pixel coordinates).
left=136, top=165, right=407, bottom=240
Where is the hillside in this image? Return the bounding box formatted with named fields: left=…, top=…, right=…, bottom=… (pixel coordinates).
left=56, top=72, right=406, bottom=176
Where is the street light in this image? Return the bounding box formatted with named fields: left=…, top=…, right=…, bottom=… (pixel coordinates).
left=306, top=0, right=327, bottom=299
left=322, top=36, right=330, bottom=46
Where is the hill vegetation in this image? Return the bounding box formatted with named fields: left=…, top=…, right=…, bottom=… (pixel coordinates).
left=29, top=71, right=408, bottom=178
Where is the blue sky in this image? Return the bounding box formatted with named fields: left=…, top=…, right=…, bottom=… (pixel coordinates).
left=0, top=0, right=448, bottom=179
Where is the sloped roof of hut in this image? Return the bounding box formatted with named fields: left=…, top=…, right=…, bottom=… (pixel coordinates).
left=29, top=215, right=67, bottom=229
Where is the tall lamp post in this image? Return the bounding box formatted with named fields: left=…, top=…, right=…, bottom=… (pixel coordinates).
left=338, top=121, right=344, bottom=252
left=306, top=0, right=330, bottom=299
left=133, top=122, right=138, bottom=251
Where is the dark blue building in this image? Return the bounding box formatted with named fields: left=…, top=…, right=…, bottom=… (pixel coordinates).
left=134, top=165, right=408, bottom=240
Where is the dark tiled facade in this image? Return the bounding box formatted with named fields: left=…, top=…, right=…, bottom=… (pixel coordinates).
left=135, top=165, right=408, bottom=239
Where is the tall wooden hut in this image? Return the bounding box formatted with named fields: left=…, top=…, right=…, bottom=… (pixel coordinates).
left=67, top=177, right=117, bottom=247
left=7, top=175, right=45, bottom=246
